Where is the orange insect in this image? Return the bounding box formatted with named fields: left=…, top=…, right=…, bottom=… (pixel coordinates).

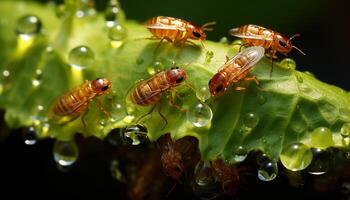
left=129, top=66, right=186, bottom=122
left=52, top=78, right=111, bottom=122
left=157, top=133, right=200, bottom=181
left=229, top=24, right=305, bottom=57
left=208, top=46, right=265, bottom=96
left=146, top=16, right=215, bottom=45
left=210, top=159, right=241, bottom=195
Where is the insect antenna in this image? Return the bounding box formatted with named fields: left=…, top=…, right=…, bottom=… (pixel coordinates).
left=288, top=34, right=306, bottom=55
left=292, top=46, right=306, bottom=55
left=201, top=21, right=216, bottom=31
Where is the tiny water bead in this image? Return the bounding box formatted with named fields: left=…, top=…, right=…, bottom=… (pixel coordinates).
left=196, top=87, right=211, bottom=102
left=110, top=103, right=125, bottom=121
left=341, top=122, right=350, bottom=138
left=309, top=127, right=334, bottom=149
left=243, top=112, right=259, bottom=129
left=16, top=15, right=42, bottom=36
left=53, top=140, right=79, bottom=167
left=136, top=58, right=144, bottom=65
left=280, top=142, right=313, bottom=171
left=22, top=127, right=38, bottom=145
left=187, top=102, right=213, bottom=127
left=205, top=51, right=214, bottom=63
left=219, top=37, right=229, bottom=44
left=32, top=69, right=43, bottom=87
left=306, top=148, right=330, bottom=175
left=76, top=0, right=96, bottom=18
left=105, top=1, right=121, bottom=27
left=233, top=146, right=248, bottom=162
left=258, top=161, right=278, bottom=181
left=279, top=58, right=296, bottom=70
left=107, top=24, right=127, bottom=41
left=123, top=124, right=148, bottom=145
left=68, top=45, right=95, bottom=70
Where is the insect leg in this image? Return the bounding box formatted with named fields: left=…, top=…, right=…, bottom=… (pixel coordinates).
left=244, top=75, right=260, bottom=85
left=136, top=104, right=156, bottom=124
left=81, top=108, right=89, bottom=133
left=168, top=91, right=187, bottom=112
left=157, top=103, right=168, bottom=129
left=95, top=98, right=110, bottom=118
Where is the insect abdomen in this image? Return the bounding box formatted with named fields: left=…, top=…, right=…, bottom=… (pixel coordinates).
left=131, top=73, right=168, bottom=106
left=240, top=25, right=273, bottom=49
left=147, top=16, right=188, bottom=43
left=53, top=82, right=94, bottom=116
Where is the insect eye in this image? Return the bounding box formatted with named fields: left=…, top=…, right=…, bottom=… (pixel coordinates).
left=176, top=76, right=184, bottom=83
left=171, top=66, right=179, bottom=70
left=215, top=84, right=224, bottom=93
left=101, top=85, right=109, bottom=91
left=192, top=31, right=201, bottom=38
left=279, top=40, right=287, bottom=47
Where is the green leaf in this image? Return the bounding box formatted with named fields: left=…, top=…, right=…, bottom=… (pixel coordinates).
left=1, top=1, right=349, bottom=166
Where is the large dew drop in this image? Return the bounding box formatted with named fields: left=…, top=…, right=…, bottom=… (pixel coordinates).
left=306, top=148, right=330, bottom=175
left=53, top=140, right=79, bottom=167
left=68, top=45, right=95, bottom=70
left=108, top=24, right=127, bottom=41
left=187, top=102, right=213, bottom=127
left=279, top=58, right=296, bottom=70
left=193, top=161, right=223, bottom=200
left=105, top=0, right=121, bottom=27
left=309, top=127, right=334, bottom=149
left=243, top=112, right=259, bottom=129
left=22, top=127, right=38, bottom=145
left=196, top=87, right=211, bottom=102
left=232, top=146, right=247, bottom=162
left=16, top=15, right=42, bottom=36
left=123, top=124, right=148, bottom=145
left=258, top=161, right=278, bottom=181
left=280, top=142, right=313, bottom=171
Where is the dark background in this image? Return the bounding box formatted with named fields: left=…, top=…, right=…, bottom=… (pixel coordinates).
left=1, top=0, right=350, bottom=199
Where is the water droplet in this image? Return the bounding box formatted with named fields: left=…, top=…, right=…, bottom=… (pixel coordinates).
left=46, top=46, right=54, bottom=53
left=279, top=58, right=296, bottom=70
left=194, top=161, right=216, bottom=186
left=187, top=102, right=213, bottom=127
left=68, top=45, right=95, bottom=70
left=257, top=94, right=266, bottom=105
left=219, top=37, right=229, bottom=44
left=196, top=87, right=211, bottom=102
left=53, top=140, right=79, bottom=167
left=110, top=103, right=124, bottom=121
left=309, top=127, right=334, bottom=149
left=22, top=126, right=38, bottom=145
left=105, top=2, right=120, bottom=27
left=304, top=71, right=315, bottom=77
left=306, top=148, right=330, bottom=175
left=243, top=112, right=259, bottom=129
left=193, top=161, right=223, bottom=200
left=153, top=60, right=163, bottom=71
left=280, top=142, right=313, bottom=171
left=341, top=122, right=350, bottom=138
left=76, top=0, right=96, bottom=18
left=122, top=124, right=148, bottom=145
left=110, top=159, right=126, bottom=182
left=295, top=72, right=303, bottom=83
left=32, top=79, right=41, bottom=87
left=16, top=15, right=42, bottom=36
left=123, top=115, right=135, bottom=124
left=205, top=51, right=214, bottom=64
left=108, top=24, right=127, bottom=41
left=2, top=70, right=10, bottom=77
left=55, top=4, right=67, bottom=18
left=233, top=146, right=247, bottom=162
left=136, top=58, right=144, bottom=65
left=258, top=161, right=278, bottom=181
left=147, top=66, right=156, bottom=75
